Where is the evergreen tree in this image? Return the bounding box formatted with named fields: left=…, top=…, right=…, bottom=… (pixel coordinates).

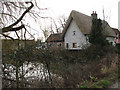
left=89, top=18, right=108, bottom=46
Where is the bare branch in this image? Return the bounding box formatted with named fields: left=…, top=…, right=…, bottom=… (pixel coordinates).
left=1, top=2, right=34, bottom=33
left=0, top=13, right=17, bottom=20
left=26, top=30, right=35, bottom=39
left=2, top=33, right=14, bottom=40
left=15, top=31, right=20, bottom=39
left=2, top=25, right=25, bottom=33
left=23, top=26, right=27, bottom=40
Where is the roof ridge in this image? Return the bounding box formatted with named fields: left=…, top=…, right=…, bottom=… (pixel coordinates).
left=71, top=10, right=91, bottom=18
left=62, top=10, right=116, bottom=38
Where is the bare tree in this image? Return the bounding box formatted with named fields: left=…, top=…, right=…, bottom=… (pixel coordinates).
left=40, top=26, right=51, bottom=41
left=0, top=1, right=47, bottom=40
left=1, top=1, right=50, bottom=88
left=58, top=15, right=67, bottom=32
left=39, top=15, right=67, bottom=41
left=51, top=15, right=67, bottom=33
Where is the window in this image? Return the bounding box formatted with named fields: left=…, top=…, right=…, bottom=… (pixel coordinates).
left=73, top=43, right=77, bottom=48
left=57, top=43, right=62, bottom=47
left=73, top=31, right=76, bottom=35
left=66, top=43, right=69, bottom=48
left=85, top=34, right=89, bottom=41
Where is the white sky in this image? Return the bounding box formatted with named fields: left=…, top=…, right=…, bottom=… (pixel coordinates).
left=2, top=0, right=119, bottom=40
left=39, top=0, right=119, bottom=28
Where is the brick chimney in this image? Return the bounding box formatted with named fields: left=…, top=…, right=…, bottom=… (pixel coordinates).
left=91, top=11, right=97, bottom=19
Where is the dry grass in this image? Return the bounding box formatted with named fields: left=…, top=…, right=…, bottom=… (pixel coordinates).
left=101, top=53, right=118, bottom=75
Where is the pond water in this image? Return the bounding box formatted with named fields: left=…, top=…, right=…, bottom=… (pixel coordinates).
left=3, top=61, right=53, bottom=87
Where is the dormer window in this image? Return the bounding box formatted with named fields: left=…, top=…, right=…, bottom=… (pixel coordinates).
left=73, top=31, right=76, bottom=35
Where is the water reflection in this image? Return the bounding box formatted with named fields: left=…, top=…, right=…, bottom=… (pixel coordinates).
left=3, top=61, right=51, bottom=87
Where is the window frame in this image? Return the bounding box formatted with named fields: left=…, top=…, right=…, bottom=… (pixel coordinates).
left=72, top=43, right=77, bottom=48
left=66, top=43, right=69, bottom=48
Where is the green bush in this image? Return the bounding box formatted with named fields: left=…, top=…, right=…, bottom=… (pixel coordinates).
left=99, top=80, right=112, bottom=87
left=115, top=44, right=120, bottom=54
left=92, top=84, right=102, bottom=88
left=79, top=85, right=89, bottom=88
left=84, top=45, right=105, bottom=61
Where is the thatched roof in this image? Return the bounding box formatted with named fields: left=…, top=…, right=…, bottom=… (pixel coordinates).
left=47, top=10, right=116, bottom=42
left=112, top=28, right=120, bottom=35
left=46, top=33, right=63, bottom=42
left=62, top=10, right=116, bottom=37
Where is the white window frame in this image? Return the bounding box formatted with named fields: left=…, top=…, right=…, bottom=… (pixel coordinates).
left=66, top=43, right=69, bottom=48
left=72, top=43, right=77, bottom=48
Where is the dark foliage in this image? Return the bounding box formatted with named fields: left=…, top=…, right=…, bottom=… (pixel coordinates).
left=2, top=40, right=118, bottom=88
left=115, top=44, right=120, bottom=54
left=89, top=19, right=108, bottom=46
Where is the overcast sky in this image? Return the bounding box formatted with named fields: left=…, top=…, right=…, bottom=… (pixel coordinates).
left=39, top=0, right=119, bottom=28
left=2, top=0, right=119, bottom=40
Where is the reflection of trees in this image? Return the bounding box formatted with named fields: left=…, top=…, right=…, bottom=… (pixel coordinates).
left=2, top=42, right=52, bottom=88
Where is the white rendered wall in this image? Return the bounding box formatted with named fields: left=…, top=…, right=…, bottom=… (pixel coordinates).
left=64, top=20, right=88, bottom=50
left=64, top=19, right=115, bottom=50
left=106, top=37, right=115, bottom=46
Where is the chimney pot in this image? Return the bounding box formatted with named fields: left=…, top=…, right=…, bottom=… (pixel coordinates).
left=91, top=11, right=97, bottom=19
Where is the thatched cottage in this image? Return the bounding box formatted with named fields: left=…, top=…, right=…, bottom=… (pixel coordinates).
left=46, top=10, right=119, bottom=50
